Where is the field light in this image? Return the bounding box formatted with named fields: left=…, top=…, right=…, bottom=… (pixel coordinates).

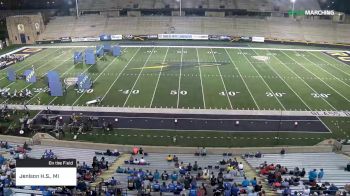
left=291, top=0, right=296, bottom=18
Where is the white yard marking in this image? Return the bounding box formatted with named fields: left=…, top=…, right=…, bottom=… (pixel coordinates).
left=274, top=51, right=337, bottom=110
left=195, top=48, right=206, bottom=109
left=210, top=48, right=233, bottom=109
left=240, top=49, right=286, bottom=110
left=2, top=50, right=67, bottom=89
left=123, top=47, right=155, bottom=107
left=72, top=54, right=121, bottom=106
left=225, top=48, right=260, bottom=110
left=0, top=48, right=61, bottom=81
left=252, top=49, right=333, bottom=132
left=47, top=52, right=97, bottom=105
left=300, top=52, right=350, bottom=88
left=1, top=50, right=73, bottom=105
left=101, top=48, right=141, bottom=102
left=176, top=48, right=184, bottom=108
left=284, top=51, right=350, bottom=103
left=309, top=52, right=350, bottom=77
left=150, top=47, right=169, bottom=107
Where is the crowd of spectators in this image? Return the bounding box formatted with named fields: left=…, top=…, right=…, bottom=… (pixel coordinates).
left=0, top=54, right=24, bottom=69
left=257, top=160, right=348, bottom=195
left=116, top=151, right=267, bottom=196
left=0, top=140, right=121, bottom=195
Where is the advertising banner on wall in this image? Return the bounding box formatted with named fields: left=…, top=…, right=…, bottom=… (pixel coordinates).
left=71, top=37, right=101, bottom=42
left=252, top=36, right=265, bottom=43
left=110, top=35, right=123, bottom=40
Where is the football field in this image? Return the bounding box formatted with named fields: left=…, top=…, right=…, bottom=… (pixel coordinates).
left=1, top=45, right=350, bottom=146
left=1, top=45, right=350, bottom=112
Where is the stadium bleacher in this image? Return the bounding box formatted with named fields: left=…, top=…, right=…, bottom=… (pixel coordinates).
left=244, top=152, right=350, bottom=194
left=77, top=0, right=320, bottom=11
left=39, top=15, right=350, bottom=44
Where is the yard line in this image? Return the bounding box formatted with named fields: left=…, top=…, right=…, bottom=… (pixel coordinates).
left=274, top=51, right=337, bottom=110
left=0, top=48, right=61, bottom=82
left=1, top=50, right=69, bottom=90
left=251, top=49, right=333, bottom=131
left=210, top=48, right=232, bottom=109
left=101, top=48, right=141, bottom=102
left=123, top=47, right=155, bottom=107
left=195, top=48, right=206, bottom=109
left=319, top=52, right=350, bottom=71
left=307, top=51, right=350, bottom=78
left=283, top=51, right=350, bottom=103
left=251, top=49, right=311, bottom=108
left=240, top=49, right=286, bottom=110
left=72, top=55, right=122, bottom=106
left=224, top=49, right=260, bottom=110
left=150, top=47, right=169, bottom=107
left=176, top=47, right=184, bottom=108
left=31, top=49, right=92, bottom=104
left=47, top=63, right=96, bottom=105
left=300, top=52, right=350, bottom=89
left=1, top=50, right=73, bottom=105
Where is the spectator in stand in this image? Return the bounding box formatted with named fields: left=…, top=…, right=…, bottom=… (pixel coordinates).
left=171, top=171, right=178, bottom=181
left=152, top=181, right=160, bottom=192
left=280, top=148, right=286, bottom=155
left=197, top=183, right=207, bottom=196
left=242, top=177, right=250, bottom=188
left=132, top=158, right=139, bottom=164
left=23, top=142, right=31, bottom=151
left=250, top=177, right=257, bottom=186
left=303, top=185, right=310, bottom=196
left=238, top=162, right=244, bottom=176
left=300, top=168, right=306, bottom=177
left=325, top=184, right=339, bottom=195
left=254, top=181, right=263, bottom=192
left=154, top=169, right=160, bottom=181
left=193, top=161, right=199, bottom=171
left=224, top=171, right=233, bottom=181
left=160, top=182, right=167, bottom=193
left=161, top=170, right=169, bottom=180
left=200, top=147, right=207, bottom=156
left=116, top=166, right=124, bottom=173
left=282, top=186, right=291, bottom=196
left=0, top=154, right=5, bottom=165
left=132, top=146, right=138, bottom=155
left=139, top=157, right=146, bottom=165
left=255, top=151, right=262, bottom=158
left=166, top=154, right=173, bottom=161
left=173, top=155, right=178, bottom=162
left=317, top=168, right=324, bottom=182
left=281, top=178, right=289, bottom=188
left=231, top=183, right=240, bottom=196
left=308, top=169, right=317, bottom=183
left=139, top=147, right=144, bottom=155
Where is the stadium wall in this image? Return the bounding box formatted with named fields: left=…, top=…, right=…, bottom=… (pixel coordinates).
left=0, top=133, right=334, bottom=154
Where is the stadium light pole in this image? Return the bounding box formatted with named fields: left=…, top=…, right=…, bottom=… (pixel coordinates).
left=179, top=0, right=182, bottom=16
left=76, top=0, right=79, bottom=18
left=291, top=0, right=296, bottom=18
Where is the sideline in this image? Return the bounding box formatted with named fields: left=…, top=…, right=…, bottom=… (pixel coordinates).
left=2, top=104, right=350, bottom=117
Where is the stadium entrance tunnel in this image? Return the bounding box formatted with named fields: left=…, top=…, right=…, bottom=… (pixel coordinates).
left=34, top=111, right=330, bottom=133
